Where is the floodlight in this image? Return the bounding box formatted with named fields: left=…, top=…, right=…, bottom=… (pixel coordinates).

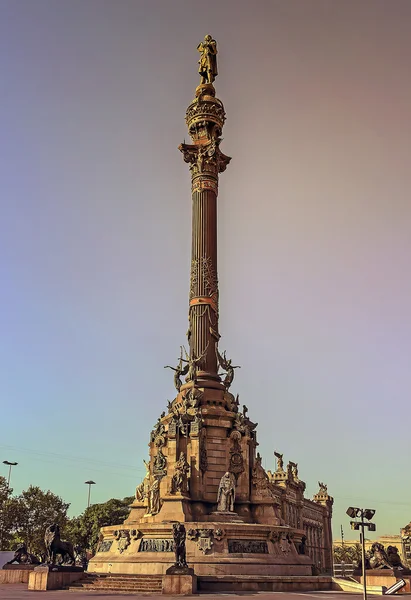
left=385, top=579, right=406, bottom=595
left=346, top=507, right=361, bottom=518
left=367, top=523, right=376, bottom=532
left=363, top=509, right=376, bottom=521
left=351, top=521, right=361, bottom=530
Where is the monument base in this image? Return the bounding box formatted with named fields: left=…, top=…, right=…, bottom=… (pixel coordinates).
left=88, top=522, right=313, bottom=577
left=28, top=565, right=84, bottom=591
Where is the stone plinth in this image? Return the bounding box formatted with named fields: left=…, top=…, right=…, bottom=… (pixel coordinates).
left=0, top=564, right=38, bottom=584
left=28, top=565, right=84, bottom=591
left=208, top=511, right=244, bottom=523
left=355, top=570, right=411, bottom=594
left=141, top=494, right=193, bottom=524
left=125, top=500, right=146, bottom=524
left=163, top=566, right=197, bottom=595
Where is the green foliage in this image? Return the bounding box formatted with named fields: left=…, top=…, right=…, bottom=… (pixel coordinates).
left=0, top=476, right=14, bottom=550
left=333, top=543, right=362, bottom=564
left=9, top=486, right=70, bottom=556
left=1, top=475, right=133, bottom=557
left=66, top=497, right=133, bottom=554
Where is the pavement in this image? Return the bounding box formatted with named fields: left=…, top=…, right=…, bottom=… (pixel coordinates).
left=0, top=586, right=383, bottom=600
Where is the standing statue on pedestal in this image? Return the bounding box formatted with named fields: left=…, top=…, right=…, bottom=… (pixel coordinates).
left=217, top=471, right=236, bottom=512
left=197, top=34, right=218, bottom=84
left=171, top=452, right=190, bottom=494
left=147, top=478, right=161, bottom=516
left=172, top=523, right=188, bottom=568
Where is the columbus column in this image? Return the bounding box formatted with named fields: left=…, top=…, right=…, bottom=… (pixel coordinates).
left=179, top=33, right=231, bottom=388
left=88, top=36, right=333, bottom=583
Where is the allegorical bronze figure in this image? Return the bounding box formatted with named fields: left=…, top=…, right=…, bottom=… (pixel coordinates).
left=164, top=347, right=189, bottom=391
left=274, top=451, right=284, bottom=472
left=182, top=343, right=209, bottom=383
left=216, top=347, right=240, bottom=390
left=197, top=34, right=218, bottom=84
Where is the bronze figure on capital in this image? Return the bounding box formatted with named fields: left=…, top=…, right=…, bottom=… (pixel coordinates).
left=197, top=34, right=218, bottom=84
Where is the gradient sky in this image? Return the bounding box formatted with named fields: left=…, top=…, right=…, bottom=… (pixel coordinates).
left=1, top=0, right=410, bottom=541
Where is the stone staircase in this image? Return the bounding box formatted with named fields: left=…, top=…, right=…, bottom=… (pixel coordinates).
left=65, top=573, right=163, bottom=594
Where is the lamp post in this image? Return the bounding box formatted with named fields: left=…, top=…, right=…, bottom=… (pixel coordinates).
left=346, top=506, right=376, bottom=600
left=3, top=461, right=18, bottom=490
left=84, top=480, right=96, bottom=508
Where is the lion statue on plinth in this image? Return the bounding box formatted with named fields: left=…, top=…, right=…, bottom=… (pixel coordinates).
left=369, top=542, right=392, bottom=570
left=6, top=543, right=40, bottom=565
left=44, top=523, right=75, bottom=566
left=387, top=546, right=407, bottom=570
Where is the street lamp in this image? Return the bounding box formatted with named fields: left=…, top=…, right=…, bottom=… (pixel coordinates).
left=346, top=506, right=376, bottom=600
left=84, top=480, right=96, bottom=508
left=3, top=461, right=18, bottom=489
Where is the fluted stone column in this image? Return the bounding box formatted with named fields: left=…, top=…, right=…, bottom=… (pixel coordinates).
left=179, top=82, right=231, bottom=388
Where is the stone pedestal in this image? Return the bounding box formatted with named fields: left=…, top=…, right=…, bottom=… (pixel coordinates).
left=0, top=564, right=38, bottom=584
left=251, top=500, right=281, bottom=525
left=28, top=565, right=84, bottom=591
left=355, top=570, right=411, bottom=594
left=208, top=511, right=244, bottom=523
left=124, top=500, right=146, bottom=524
left=163, top=566, right=197, bottom=595
left=141, top=494, right=193, bottom=523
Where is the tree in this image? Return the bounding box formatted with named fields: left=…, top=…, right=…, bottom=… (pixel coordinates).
left=0, top=476, right=14, bottom=550
left=333, top=543, right=362, bottom=565
left=9, top=486, right=70, bottom=556
left=66, top=497, right=133, bottom=554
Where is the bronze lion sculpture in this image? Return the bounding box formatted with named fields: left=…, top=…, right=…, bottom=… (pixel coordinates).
left=6, top=543, right=40, bottom=565
left=44, top=524, right=75, bottom=565
left=369, top=542, right=392, bottom=570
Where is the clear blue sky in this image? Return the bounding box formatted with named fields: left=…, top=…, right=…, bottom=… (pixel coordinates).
left=1, top=0, right=410, bottom=540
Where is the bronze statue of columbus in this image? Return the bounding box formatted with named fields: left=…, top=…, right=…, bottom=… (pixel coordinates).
left=197, top=34, right=218, bottom=84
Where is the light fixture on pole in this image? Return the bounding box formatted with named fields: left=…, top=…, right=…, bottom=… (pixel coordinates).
left=346, top=506, right=376, bottom=600
left=3, top=461, right=18, bottom=489
left=85, top=480, right=96, bottom=508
